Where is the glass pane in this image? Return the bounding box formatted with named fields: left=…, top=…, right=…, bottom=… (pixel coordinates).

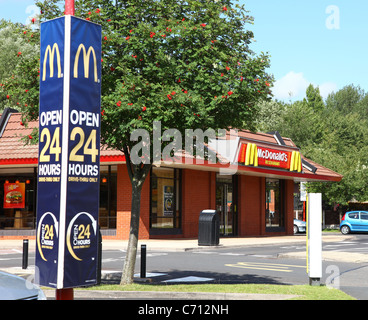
left=349, top=213, right=359, bottom=219
left=0, top=177, right=36, bottom=230
left=99, top=166, right=117, bottom=229
left=216, top=174, right=233, bottom=236
left=150, top=168, right=180, bottom=229
left=216, top=184, right=225, bottom=234
left=360, top=213, right=368, bottom=220
left=266, top=179, right=283, bottom=228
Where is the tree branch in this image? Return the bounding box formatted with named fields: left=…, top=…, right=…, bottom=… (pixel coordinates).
left=123, top=144, right=133, bottom=184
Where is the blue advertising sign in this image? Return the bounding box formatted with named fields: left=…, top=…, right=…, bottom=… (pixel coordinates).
left=35, top=16, right=101, bottom=289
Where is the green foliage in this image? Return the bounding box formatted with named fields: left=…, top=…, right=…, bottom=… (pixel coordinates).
left=0, top=19, right=38, bottom=112
left=256, top=84, right=368, bottom=205
left=2, top=0, right=274, bottom=283
left=305, top=84, right=324, bottom=113
left=3, top=0, right=273, bottom=152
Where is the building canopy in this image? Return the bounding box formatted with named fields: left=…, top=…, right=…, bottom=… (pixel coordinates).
left=0, top=110, right=342, bottom=183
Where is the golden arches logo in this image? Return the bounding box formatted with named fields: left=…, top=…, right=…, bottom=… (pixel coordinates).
left=73, top=44, right=98, bottom=82
left=290, top=151, right=302, bottom=172
left=42, top=43, right=62, bottom=81
left=245, top=143, right=258, bottom=166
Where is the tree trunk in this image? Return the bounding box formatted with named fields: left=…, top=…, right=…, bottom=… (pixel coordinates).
left=120, top=182, right=141, bottom=284
left=120, top=148, right=152, bottom=284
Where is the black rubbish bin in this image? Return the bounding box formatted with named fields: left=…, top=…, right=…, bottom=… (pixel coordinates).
left=198, top=210, right=220, bottom=246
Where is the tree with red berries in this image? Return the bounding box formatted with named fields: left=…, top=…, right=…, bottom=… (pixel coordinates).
left=0, top=19, right=38, bottom=111
left=4, top=0, right=273, bottom=284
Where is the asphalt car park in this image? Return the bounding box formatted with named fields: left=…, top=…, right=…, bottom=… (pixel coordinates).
left=2, top=234, right=368, bottom=300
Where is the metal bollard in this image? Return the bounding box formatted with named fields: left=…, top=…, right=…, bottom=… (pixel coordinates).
left=140, top=244, right=146, bottom=278
left=22, top=239, right=28, bottom=270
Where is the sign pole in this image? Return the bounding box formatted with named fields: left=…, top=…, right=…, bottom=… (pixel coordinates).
left=307, top=193, right=322, bottom=286
left=65, top=0, right=75, bottom=15
left=56, top=287, right=74, bottom=300
left=56, top=0, right=74, bottom=300
left=36, top=0, right=101, bottom=300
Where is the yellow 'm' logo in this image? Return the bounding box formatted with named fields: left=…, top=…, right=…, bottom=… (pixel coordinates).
left=290, top=151, right=302, bottom=172
left=42, top=43, right=98, bottom=83
left=42, top=43, right=62, bottom=81
left=245, top=143, right=258, bottom=166
left=73, top=44, right=98, bottom=82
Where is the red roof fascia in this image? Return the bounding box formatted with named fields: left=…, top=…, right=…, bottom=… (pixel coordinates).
left=169, top=157, right=342, bottom=182
left=0, top=155, right=126, bottom=166
left=0, top=158, right=38, bottom=166
left=100, top=155, right=126, bottom=162
left=237, top=163, right=342, bottom=182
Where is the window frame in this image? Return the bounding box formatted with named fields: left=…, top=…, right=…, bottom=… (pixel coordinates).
left=265, top=178, right=285, bottom=232
left=149, top=167, right=182, bottom=235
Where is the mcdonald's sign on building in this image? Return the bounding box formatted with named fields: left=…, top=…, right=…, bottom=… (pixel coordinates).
left=35, top=16, right=102, bottom=289
left=238, top=143, right=302, bottom=173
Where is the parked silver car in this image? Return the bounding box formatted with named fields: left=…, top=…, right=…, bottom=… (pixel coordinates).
left=294, top=219, right=306, bottom=234
left=0, top=271, right=46, bottom=300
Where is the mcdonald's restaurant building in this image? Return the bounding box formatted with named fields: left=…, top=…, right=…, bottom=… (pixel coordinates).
left=0, top=109, right=342, bottom=240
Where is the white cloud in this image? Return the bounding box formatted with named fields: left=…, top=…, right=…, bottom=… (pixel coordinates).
left=319, top=82, right=338, bottom=99
left=272, top=71, right=309, bottom=100
left=272, top=71, right=337, bottom=101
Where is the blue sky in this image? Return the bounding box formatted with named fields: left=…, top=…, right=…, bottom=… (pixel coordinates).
left=2, top=0, right=367, bottom=101
left=0, top=0, right=39, bottom=25
left=244, top=0, right=368, bottom=101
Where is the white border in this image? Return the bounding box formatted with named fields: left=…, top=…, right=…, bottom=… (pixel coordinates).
left=57, top=15, right=71, bottom=289
left=307, top=193, right=322, bottom=279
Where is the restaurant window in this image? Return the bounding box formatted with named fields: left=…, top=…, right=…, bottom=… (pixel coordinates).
left=0, top=172, right=36, bottom=230
left=293, top=182, right=304, bottom=220
left=150, top=167, right=181, bottom=234
left=265, top=178, right=285, bottom=231
left=0, top=166, right=117, bottom=232
left=99, top=165, right=117, bottom=229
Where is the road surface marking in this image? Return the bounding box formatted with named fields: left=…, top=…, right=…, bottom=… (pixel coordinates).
left=225, top=261, right=306, bottom=273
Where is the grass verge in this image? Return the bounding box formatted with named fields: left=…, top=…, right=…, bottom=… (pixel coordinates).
left=81, top=283, right=355, bottom=300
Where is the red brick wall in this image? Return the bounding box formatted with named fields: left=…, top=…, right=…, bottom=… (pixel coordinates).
left=0, top=166, right=294, bottom=240
left=115, top=166, right=217, bottom=240
left=181, top=169, right=215, bottom=238
left=116, top=164, right=150, bottom=240
left=237, top=176, right=294, bottom=237
left=114, top=167, right=294, bottom=240
left=238, top=175, right=264, bottom=236
left=284, top=179, right=294, bottom=235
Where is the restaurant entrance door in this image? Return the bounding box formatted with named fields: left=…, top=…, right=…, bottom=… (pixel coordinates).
left=216, top=174, right=237, bottom=236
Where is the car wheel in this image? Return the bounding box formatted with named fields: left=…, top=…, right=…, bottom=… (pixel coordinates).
left=340, top=225, right=350, bottom=235
left=293, top=225, right=299, bottom=234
